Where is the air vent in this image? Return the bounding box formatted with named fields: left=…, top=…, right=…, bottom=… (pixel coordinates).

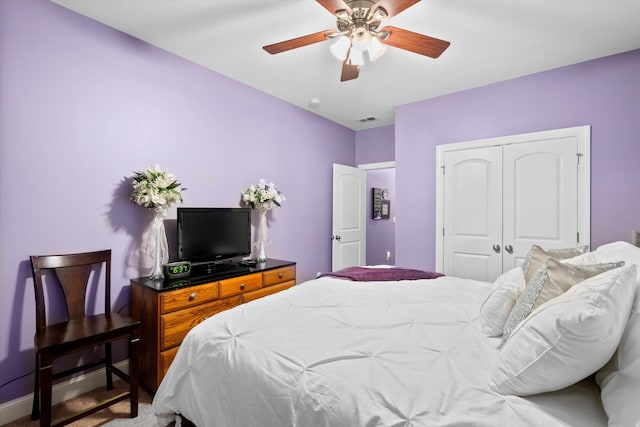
left=357, top=116, right=377, bottom=123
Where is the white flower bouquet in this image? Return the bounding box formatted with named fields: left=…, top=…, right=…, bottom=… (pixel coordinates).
left=130, top=164, right=184, bottom=212
left=241, top=179, right=285, bottom=261
left=241, top=179, right=285, bottom=210
left=130, top=164, right=185, bottom=279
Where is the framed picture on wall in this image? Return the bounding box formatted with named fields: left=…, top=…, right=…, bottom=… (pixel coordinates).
left=381, top=200, right=390, bottom=219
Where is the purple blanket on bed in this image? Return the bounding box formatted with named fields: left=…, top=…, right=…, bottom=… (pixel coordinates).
left=319, top=267, right=444, bottom=282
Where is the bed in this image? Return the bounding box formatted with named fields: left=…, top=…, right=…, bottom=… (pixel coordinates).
left=152, top=241, right=640, bottom=426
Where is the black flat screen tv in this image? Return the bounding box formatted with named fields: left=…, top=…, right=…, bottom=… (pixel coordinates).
left=177, top=207, right=251, bottom=264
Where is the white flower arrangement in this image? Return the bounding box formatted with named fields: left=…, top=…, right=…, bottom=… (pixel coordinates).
left=130, top=164, right=184, bottom=212
left=241, top=179, right=285, bottom=210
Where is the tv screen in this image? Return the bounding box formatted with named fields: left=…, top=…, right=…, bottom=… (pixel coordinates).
left=177, top=207, right=251, bottom=263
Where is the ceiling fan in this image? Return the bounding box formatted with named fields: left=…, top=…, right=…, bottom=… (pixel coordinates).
left=263, top=0, right=450, bottom=82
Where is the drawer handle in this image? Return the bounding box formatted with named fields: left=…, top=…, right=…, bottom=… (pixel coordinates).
left=278, top=273, right=284, bottom=279
left=240, top=283, right=246, bottom=290
left=189, top=292, right=197, bottom=301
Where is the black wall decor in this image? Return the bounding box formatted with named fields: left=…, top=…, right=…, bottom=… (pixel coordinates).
left=372, top=187, right=390, bottom=220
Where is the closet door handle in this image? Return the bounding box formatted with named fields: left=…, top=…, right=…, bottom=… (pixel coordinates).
left=492, top=244, right=501, bottom=253
left=505, top=245, right=514, bottom=254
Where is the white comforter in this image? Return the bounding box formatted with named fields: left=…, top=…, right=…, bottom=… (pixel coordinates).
left=153, top=276, right=606, bottom=427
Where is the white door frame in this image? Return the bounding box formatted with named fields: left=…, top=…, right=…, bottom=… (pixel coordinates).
left=435, top=125, right=591, bottom=273
left=359, top=161, right=396, bottom=171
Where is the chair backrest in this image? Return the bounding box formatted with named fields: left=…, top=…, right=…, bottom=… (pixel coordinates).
left=30, top=250, right=112, bottom=330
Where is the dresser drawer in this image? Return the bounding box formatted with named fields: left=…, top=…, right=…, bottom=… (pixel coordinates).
left=244, top=280, right=295, bottom=304
left=219, top=273, right=262, bottom=298
left=159, top=346, right=180, bottom=380
left=160, top=300, right=223, bottom=350
left=263, top=265, right=296, bottom=287
left=159, top=282, right=219, bottom=314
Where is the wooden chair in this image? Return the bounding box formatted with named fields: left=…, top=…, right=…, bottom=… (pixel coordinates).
left=29, top=249, right=141, bottom=427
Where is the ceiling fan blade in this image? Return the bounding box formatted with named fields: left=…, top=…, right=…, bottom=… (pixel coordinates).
left=316, top=0, right=352, bottom=15
left=372, top=0, right=420, bottom=19
left=379, top=26, right=450, bottom=58
left=340, top=60, right=360, bottom=81
left=263, top=30, right=335, bottom=54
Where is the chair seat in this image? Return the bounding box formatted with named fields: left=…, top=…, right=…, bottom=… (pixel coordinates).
left=35, top=312, right=140, bottom=354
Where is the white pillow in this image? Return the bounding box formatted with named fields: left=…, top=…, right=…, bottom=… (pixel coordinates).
left=489, top=264, right=637, bottom=396
left=479, top=267, right=525, bottom=337
left=596, top=284, right=640, bottom=426
left=593, top=240, right=640, bottom=267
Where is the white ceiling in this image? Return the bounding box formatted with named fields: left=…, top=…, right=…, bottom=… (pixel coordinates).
left=52, top=0, right=640, bottom=131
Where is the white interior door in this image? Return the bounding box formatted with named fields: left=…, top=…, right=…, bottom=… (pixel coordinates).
left=332, top=164, right=366, bottom=271
left=502, top=138, right=579, bottom=271
left=443, top=146, right=503, bottom=282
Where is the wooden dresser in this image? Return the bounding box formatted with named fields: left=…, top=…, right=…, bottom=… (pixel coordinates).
left=130, top=259, right=296, bottom=391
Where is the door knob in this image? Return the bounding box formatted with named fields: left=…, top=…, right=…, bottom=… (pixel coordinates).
left=505, top=244, right=513, bottom=254
left=492, top=244, right=501, bottom=253
left=335, top=235, right=341, bottom=241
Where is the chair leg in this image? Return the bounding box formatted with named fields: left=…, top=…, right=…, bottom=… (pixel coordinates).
left=129, top=335, right=140, bottom=418
left=31, top=353, right=40, bottom=421
left=39, top=355, right=53, bottom=427
left=105, top=342, right=113, bottom=390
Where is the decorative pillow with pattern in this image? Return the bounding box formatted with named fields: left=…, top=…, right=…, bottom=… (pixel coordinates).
left=501, top=258, right=625, bottom=346
left=522, top=244, right=589, bottom=283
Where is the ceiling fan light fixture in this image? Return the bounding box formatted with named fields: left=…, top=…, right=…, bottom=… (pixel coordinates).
left=349, top=49, right=365, bottom=66
left=351, top=26, right=372, bottom=51
left=367, top=37, right=386, bottom=61
left=330, top=36, right=350, bottom=61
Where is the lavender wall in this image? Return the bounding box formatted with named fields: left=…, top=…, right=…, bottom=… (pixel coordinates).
left=355, top=124, right=395, bottom=164
left=366, top=169, right=396, bottom=265
left=395, top=49, right=640, bottom=271
left=0, top=0, right=355, bottom=404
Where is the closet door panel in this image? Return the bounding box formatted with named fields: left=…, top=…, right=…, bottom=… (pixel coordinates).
left=443, top=146, right=502, bottom=282
left=502, top=138, right=578, bottom=271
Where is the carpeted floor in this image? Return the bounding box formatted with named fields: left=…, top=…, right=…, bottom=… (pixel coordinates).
left=5, top=382, right=158, bottom=427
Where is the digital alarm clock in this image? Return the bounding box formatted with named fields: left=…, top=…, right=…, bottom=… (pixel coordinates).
left=163, top=261, right=192, bottom=279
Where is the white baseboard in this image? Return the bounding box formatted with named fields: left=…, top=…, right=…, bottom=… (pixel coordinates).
left=0, top=360, right=129, bottom=425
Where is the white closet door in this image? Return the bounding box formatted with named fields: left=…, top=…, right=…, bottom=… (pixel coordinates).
left=502, top=138, right=579, bottom=271
left=436, top=126, right=590, bottom=280
left=443, top=146, right=503, bottom=282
